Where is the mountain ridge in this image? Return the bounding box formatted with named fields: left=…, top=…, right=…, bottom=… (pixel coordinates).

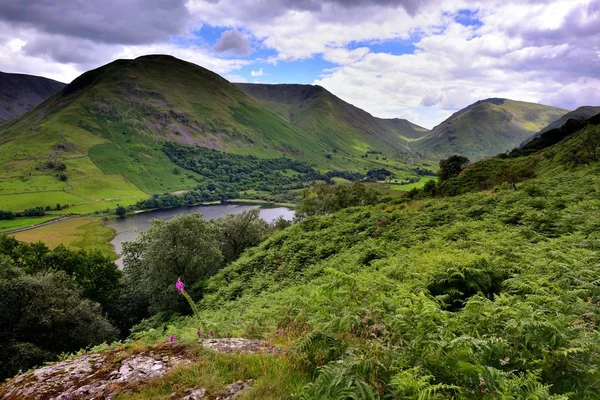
left=235, top=83, right=429, bottom=155
left=0, top=55, right=422, bottom=214
left=0, top=71, right=65, bottom=123
left=416, top=98, right=568, bottom=160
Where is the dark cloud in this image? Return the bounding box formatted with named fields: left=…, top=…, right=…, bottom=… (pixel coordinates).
left=278, top=0, right=428, bottom=15
left=213, top=30, right=252, bottom=56
left=22, top=35, right=108, bottom=65
left=202, top=0, right=430, bottom=21
left=0, top=0, right=189, bottom=45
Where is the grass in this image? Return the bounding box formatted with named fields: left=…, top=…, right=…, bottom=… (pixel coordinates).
left=0, top=175, right=70, bottom=193
left=89, top=142, right=203, bottom=193
left=113, top=347, right=308, bottom=400
left=0, top=191, right=86, bottom=211
left=0, top=216, right=57, bottom=232
left=390, top=176, right=437, bottom=191
left=11, top=217, right=117, bottom=259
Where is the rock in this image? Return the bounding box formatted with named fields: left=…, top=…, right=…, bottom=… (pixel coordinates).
left=0, top=346, right=193, bottom=400
left=181, top=388, right=206, bottom=400
left=216, top=379, right=253, bottom=400
left=199, top=338, right=282, bottom=356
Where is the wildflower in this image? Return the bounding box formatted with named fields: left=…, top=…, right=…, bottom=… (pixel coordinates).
left=209, top=331, right=214, bottom=337
left=196, top=329, right=202, bottom=338
left=169, top=334, right=177, bottom=343
left=175, top=278, right=185, bottom=293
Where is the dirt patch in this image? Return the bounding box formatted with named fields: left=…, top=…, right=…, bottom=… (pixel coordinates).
left=0, top=344, right=193, bottom=400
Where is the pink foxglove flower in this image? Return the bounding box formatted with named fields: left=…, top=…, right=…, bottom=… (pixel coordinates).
left=196, top=329, right=202, bottom=338
left=175, top=278, right=185, bottom=293
left=169, top=334, right=176, bottom=343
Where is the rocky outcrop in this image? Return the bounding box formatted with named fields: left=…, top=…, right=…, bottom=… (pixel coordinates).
left=0, top=345, right=192, bottom=400
left=0, top=339, right=282, bottom=400
left=199, top=338, right=283, bottom=355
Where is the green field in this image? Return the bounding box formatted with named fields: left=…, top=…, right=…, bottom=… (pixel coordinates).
left=390, top=176, right=437, bottom=191
left=0, top=216, right=57, bottom=232
left=0, top=175, right=69, bottom=193
left=11, top=217, right=117, bottom=259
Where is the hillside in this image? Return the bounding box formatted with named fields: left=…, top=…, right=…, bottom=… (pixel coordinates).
left=416, top=98, right=568, bottom=160
left=3, top=111, right=599, bottom=398
left=434, top=111, right=600, bottom=196
left=235, top=83, right=429, bottom=154
left=0, top=71, right=65, bottom=122
left=521, top=105, right=600, bottom=145
left=0, top=55, right=419, bottom=216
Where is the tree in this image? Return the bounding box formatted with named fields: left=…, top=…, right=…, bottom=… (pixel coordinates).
left=297, top=182, right=380, bottom=218
left=422, top=179, right=438, bottom=196
left=115, top=206, right=127, bottom=217
left=0, top=260, right=117, bottom=380
left=438, top=155, right=470, bottom=181
left=122, top=214, right=223, bottom=314
left=215, top=209, right=270, bottom=264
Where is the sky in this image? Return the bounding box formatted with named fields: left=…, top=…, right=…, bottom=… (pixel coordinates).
left=0, top=0, right=598, bottom=128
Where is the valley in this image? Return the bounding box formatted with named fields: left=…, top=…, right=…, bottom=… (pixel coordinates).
left=1, top=51, right=599, bottom=399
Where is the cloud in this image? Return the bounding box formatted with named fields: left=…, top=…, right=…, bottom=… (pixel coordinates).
left=250, top=68, right=267, bottom=76
left=0, top=0, right=598, bottom=127
left=0, top=0, right=189, bottom=45
left=323, top=47, right=370, bottom=65
left=213, top=29, right=252, bottom=56
left=310, top=0, right=600, bottom=127
left=224, top=74, right=248, bottom=83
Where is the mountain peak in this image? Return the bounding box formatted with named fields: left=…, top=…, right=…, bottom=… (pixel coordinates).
left=476, top=98, right=507, bottom=106
left=417, top=98, right=569, bottom=160
left=134, top=54, right=182, bottom=61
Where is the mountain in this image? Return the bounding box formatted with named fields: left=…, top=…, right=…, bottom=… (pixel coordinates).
left=522, top=105, right=600, bottom=145
left=416, top=98, right=568, bottom=160
left=0, top=71, right=65, bottom=122
left=0, top=55, right=420, bottom=213
left=435, top=111, right=600, bottom=196
left=235, top=83, right=429, bottom=156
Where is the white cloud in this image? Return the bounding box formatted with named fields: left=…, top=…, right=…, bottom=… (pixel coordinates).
left=323, top=47, right=370, bottom=65
left=224, top=74, right=248, bottom=83
left=250, top=68, right=267, bottom=76
left=0, top=0, right=598, bottom=127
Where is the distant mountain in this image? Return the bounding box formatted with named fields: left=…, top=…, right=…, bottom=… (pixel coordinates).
left=0, top=71, right=65, bottom=123
left=235, top=83, right=429, bottom=157
left=416, top=98, right=568, bottom=160
left=0, top=55, right=421, bottom=212
left=522, top=106, right=600, bottom=145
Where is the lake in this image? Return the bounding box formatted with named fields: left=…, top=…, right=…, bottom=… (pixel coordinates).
left=105, top=203, right=294, bottom=268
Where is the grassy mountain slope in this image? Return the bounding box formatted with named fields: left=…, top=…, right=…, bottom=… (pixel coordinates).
left=0, top=71, right=65, bottom=123
left=416, top=98, right=568, bottom=160
left=0, top=55, right=415, bottom=214
left=130, top=117, right=600, bottom=398
left=434, top=112, right=600, bottom=197
left=2, top=91, right=600, bottom=398
left=521, top=105, right=600, bottom=146
left=235, top=83, right=429, bottom=156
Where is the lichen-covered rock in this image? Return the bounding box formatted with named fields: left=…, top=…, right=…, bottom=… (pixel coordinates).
left=0, top=345, right=192, bottom=400
left=200, top=338, right=282, bottom=355
left=181, top=387, right=207, bottom=400
left=1, top=339, right=272, bottom=399
left=217, top=379, right=253, bottom=399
